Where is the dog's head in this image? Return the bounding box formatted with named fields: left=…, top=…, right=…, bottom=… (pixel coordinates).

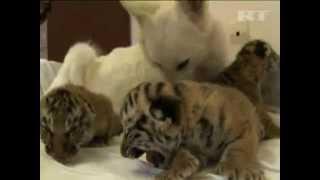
left=121, top=1, right=229, bottom=82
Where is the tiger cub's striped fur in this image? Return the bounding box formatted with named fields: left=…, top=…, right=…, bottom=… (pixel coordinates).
left=40, top=84, right=122, bottom=164
left=214, top=39, right=280, bottom=139
left=120, top=81, right=265, bottom=180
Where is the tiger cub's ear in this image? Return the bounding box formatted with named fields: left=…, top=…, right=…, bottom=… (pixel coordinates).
left=149, top=95, right=181, bottom=125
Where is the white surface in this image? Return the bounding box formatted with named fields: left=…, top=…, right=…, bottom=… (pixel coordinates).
left=40, top=136, right=279, bottom=180
left=40, top=60, right=279, bottom=180
left=40, top=136, right=163, bottom=180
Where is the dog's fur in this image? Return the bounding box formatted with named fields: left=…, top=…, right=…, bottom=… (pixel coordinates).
left=47, top=42, right=167, bottom=114
left=121, top=0, right=230, bottom=82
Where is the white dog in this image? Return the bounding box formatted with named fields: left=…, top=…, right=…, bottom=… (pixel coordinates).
left=121, top=0, right=230, bottom=82
left=46, top=42, right=166, bottom=114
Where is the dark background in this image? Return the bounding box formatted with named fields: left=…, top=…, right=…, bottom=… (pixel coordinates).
left=47, top=1, right=130, bottom=62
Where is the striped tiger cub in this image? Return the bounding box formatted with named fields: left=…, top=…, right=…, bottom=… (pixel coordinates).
left=213, top=39, right=280, bottom=139
left=120, top=80, right=265, bottom=180
left=40, top=84, right=122, bottom=164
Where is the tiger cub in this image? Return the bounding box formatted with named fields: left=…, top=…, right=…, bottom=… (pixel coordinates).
left=120, top=81, right=265, bottom=180
left=40, top=84, right=122, bottom=164
left=214, top=39, right=280, bottom=139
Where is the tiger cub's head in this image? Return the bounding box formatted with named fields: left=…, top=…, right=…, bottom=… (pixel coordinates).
left=233, top=39, right=280, bottom=83
left=120, top=82, right=183, bottom=169
left=227, top=40, right=280, bottom=83
left=40, top=85, right=95, bottom=164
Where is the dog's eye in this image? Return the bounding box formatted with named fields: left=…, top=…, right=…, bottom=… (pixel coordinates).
left=176, top=58, right=190, bottom=71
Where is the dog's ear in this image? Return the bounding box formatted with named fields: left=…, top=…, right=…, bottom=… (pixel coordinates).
left=120, top=1, right=161, bottom=24
left=177, top=0, right=208, bottom=22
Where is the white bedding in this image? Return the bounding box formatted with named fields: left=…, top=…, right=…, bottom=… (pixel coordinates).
left=40, top=59, right=280, bottom=180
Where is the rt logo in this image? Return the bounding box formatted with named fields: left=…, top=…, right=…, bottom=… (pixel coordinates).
left=238, top=10, right=269, bottom=22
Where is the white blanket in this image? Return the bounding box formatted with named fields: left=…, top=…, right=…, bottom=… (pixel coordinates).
left=40, top=60, right=280, bottom=180
left=40, top=137, right=279, bottom=180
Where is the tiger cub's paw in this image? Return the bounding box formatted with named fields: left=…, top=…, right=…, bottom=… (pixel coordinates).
left=233, top=169, right=265, bottom=180
left=214, top=165, right=265, bottom=180
left=237, top=168, right=266, bottom=180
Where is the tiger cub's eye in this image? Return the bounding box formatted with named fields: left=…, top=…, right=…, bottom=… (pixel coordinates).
left=66, top=127, right=82, bottom=143
left=134, top=134, right=141, bottom=139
